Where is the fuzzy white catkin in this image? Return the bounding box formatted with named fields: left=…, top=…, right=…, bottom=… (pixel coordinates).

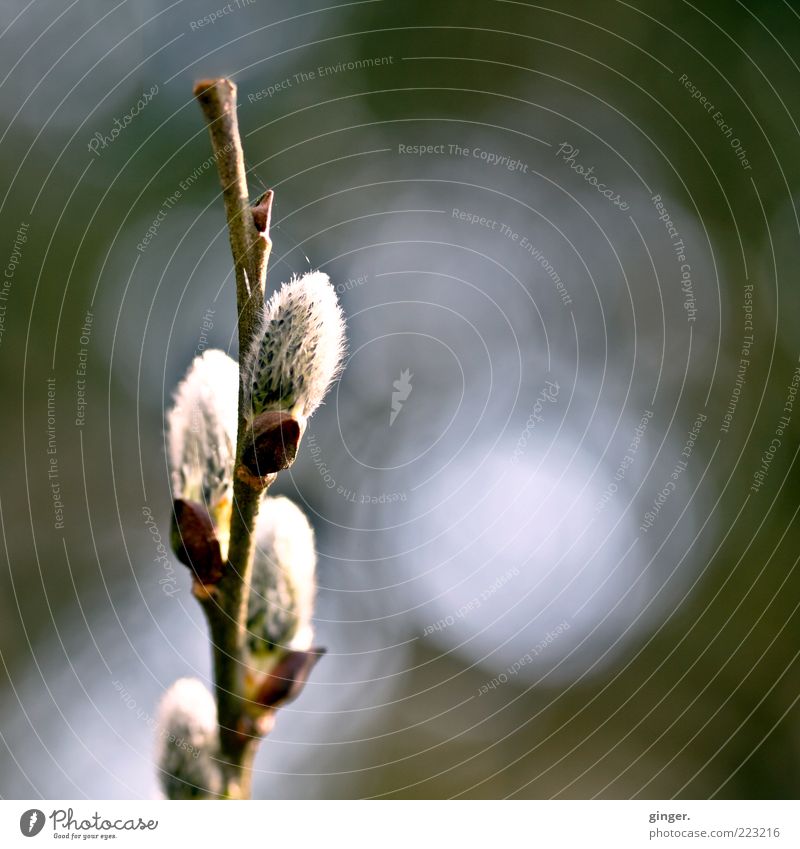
left=247, top=496, right=317, bottom=658
left=167, top=349, right=238, bottom=508
left=155, top=678, right=222, bottom=800
left=243, top=271, right=346, bottom=422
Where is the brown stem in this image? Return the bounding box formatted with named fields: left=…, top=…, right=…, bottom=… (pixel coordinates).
left=193, top=78, right=271, bottom=354
left=193, top=77, right=273, bottom=799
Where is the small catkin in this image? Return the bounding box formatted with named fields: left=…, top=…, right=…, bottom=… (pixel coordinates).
left=155, top=678, right=222, bottom=800
left=247, top=496, right=317, bottom=659
left=167, top=349, right=238, bottom=508
left=243, top=271, right=346, bottom=422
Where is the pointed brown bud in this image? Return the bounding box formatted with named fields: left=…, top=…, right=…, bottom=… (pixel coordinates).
left=240, top=410, right=302, bottom=481
left=170, top=499, right=225, bottom=585
left=255, top=648, right=325, bottom=711
left=251, top=189, right=273, bottom=238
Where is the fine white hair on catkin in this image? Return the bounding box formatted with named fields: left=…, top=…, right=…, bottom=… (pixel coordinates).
left=247, top=496, right=317, bottom=657
left=155, top=677, right=222, bottom=800
left=167, top=349, right=238, bottom=507
left=243, top=271, right=346, bottom=422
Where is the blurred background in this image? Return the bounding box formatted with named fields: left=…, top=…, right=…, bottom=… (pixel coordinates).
left=1, top=0, right=799, bottom=799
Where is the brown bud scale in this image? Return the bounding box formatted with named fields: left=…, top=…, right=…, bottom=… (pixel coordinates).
left=170, top=498, right=225, bottom=585
left=241, top=410, right=302, bottom=479
left=255, top=648, right=326, bottom=710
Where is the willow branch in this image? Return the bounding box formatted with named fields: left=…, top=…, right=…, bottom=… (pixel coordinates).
left=193, top=77, right=274, bottom=799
